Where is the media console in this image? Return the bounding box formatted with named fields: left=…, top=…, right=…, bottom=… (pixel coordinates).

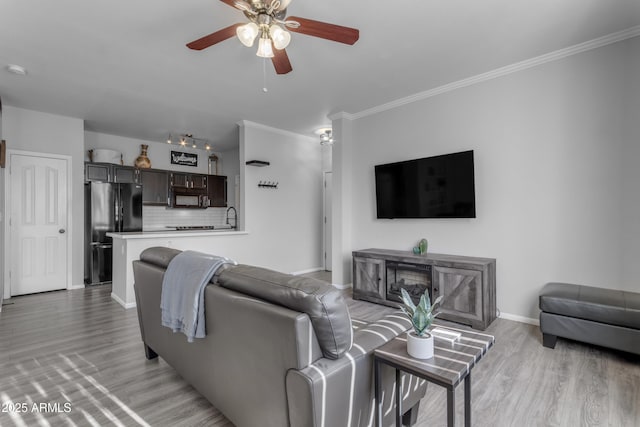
left=352, top=249, right=497, bottom=330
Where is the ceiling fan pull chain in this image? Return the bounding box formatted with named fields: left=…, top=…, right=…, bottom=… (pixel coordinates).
left=262, top=58, right=268, bottom=93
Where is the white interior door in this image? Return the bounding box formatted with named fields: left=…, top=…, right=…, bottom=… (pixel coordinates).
left=323, top=172, right=332, bottom=271
left=9, top=153, right=68, bottom=295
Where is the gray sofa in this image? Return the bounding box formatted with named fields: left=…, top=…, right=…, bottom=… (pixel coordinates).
left=133, top=247, right=427, bottom=427
left=539, top=282, right=640, bottom=355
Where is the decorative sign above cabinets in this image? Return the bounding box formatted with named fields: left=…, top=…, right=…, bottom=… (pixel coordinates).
left=171, top=151, right=198, bottom=167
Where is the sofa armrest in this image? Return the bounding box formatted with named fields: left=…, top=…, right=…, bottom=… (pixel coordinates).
left=286, top=313, right=428, bottom=427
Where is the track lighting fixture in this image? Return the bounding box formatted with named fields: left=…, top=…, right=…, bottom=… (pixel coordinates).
left=166, top=133, right=214, bottom=151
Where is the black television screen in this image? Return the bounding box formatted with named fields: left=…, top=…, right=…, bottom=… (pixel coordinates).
left=375, top=150, right=476, bottom=219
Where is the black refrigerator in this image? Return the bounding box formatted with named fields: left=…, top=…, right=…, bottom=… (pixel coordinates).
left=84, top=182, right=143, bottom=285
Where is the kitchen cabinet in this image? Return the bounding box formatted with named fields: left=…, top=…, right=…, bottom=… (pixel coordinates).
left=86, top=163, right=216, bottom=207
left=191, top=174, right=207, bottom=189
left=170, top=172, right=207, bottom=189
left=113, top=165, right=140, bottom=183
left=170, top=172, right=188, bottom=188
left=85, top=163, right=112, bottom=182
left=85, top=163, right=140, bottom=184
left=207, top=175, right=227, bottom=207
left=140, top=169, right=169, bottom=205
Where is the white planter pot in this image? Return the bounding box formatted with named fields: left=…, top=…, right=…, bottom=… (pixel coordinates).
left=406, top=330, right=434, bottom=359
left=91, top=148, right=121, bottom=164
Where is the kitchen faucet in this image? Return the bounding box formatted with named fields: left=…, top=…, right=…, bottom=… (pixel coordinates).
left=225, top=206, right=238, bottom=229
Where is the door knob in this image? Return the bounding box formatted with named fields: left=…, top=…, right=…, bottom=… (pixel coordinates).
left=59, top=229, right=66, bottom=234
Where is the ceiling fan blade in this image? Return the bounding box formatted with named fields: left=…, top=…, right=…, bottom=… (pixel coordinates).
left=286, top=16, right=359, bottom=45
left=186, top=24, right=242, bottom=50
left=272, top=48, right=293, bottom=74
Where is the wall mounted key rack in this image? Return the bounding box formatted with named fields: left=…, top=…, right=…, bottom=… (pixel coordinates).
left=258, top=181, right=278, bottom=189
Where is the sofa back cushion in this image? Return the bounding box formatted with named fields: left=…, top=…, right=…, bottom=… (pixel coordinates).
left=139, top=247, right=182, bottom=269
left=218, top=265, right=352, bottom=359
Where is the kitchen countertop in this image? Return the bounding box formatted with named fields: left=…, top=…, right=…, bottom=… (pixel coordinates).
left=107, top=229, right=248, bottom=239
left=108, top=227, right=249, bottom=309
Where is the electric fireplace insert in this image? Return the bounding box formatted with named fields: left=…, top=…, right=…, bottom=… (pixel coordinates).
left=385, top=261, right=432, bottom=305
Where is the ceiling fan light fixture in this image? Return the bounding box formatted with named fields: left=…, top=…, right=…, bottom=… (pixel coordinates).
left=319, top=130, right=333, bottom=146
left=256, top=35, right=274, bottom=58
left=276, top=0, right=293, bottom=10
left=187, top=0, right=360, bottom=75
left=7, top=64, right=28, bottom=76
left=269, top=24, right=291, bottom=50
left=236, top=22, right=259, bottom=47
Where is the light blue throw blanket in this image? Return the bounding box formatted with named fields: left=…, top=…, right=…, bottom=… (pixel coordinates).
left=160, top=251, right=236, bottom=342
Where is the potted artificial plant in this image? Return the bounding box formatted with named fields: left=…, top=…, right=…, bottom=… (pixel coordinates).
left=399, top=288, right=443, bottom=359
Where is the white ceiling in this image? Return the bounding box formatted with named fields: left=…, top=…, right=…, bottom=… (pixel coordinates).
left=1, top=0, right=639, bottom=151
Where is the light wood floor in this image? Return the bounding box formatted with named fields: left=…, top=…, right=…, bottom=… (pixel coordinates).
left=1, top=279, right=638, bottom=427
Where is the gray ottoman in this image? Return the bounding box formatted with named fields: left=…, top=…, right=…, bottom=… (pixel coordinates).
left=539, top=282, right=640, bottom=355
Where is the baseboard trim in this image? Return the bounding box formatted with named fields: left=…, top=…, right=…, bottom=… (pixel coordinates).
left=499, top=311, right=539, bottom=326
left=68, top=284, right=85, bottom=290
left=332, top=282, right=352, bottom=290
left=111, top=292, right=136, bottom=309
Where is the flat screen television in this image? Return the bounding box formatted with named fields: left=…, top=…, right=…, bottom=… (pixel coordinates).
left=375, top=150, right=476, bottom=219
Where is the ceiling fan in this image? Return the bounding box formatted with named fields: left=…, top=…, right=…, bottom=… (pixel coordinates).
left=186, top=0, right=359, bottom=75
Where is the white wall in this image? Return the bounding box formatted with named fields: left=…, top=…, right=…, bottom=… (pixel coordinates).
left=340, top=36, right=639, bottom=320
left=85, top=131, right=226, bottom=175
left=2, top=106, right=85, bottom=292
left=620, top=38, right=640, bottom=292
left=219, top=146, right=240, bottom=209
left=330, top=117, right=354, bottom=285
left=239, top=121, right=323, bottom=273
left=0, top=103, right=4, bottom=299
left=321, top=144, right=332, bottom=172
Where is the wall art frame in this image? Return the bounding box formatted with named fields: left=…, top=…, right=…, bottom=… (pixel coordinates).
left=170, top=150, right=198, bottom=167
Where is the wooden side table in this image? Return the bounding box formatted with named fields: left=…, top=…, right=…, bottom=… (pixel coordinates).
left=374, top=326, right=494, bottom=427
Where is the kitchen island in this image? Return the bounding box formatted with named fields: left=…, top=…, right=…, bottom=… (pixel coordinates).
left=107, top=229, right=248, bottom=308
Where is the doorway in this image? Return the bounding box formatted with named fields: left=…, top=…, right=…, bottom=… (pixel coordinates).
left=323, top=171, right=332, bottom=271
left=6, top=152, right=71, bottom=296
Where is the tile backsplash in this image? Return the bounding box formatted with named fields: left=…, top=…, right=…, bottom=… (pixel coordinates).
left=143, top=206, right=233, bottom=229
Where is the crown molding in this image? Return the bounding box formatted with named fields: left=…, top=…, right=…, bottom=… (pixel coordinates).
left=237, top=120, right=316, bottom=142
left=327, top=111, right=356, bottom=121
left=349, top=25, right=640, bottom=120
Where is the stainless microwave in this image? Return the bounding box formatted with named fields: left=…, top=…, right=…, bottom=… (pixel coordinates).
left=169, top=188, right=209, bottom=209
